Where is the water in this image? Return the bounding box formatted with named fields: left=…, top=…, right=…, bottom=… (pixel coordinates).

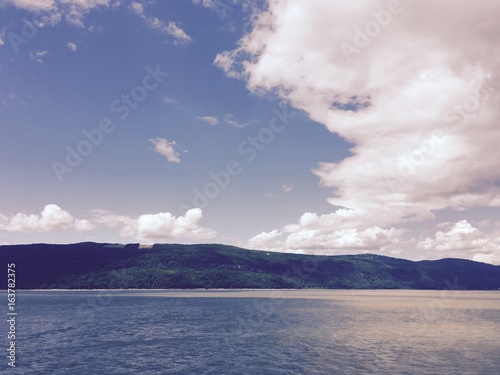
left=2, top=290, right=500, bottom=374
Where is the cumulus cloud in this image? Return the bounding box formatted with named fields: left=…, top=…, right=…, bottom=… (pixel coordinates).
left=217, top=0, right=500, bottom=262
left=196, top=115, right=219, bottom=125
left=247, top=211, right=404, bottom=255
left=0, top=205, right=216, bottom=243
left=0, top=204, right=94, bottom=233
left=247, top=229, right=282, bottom=250
left=67, top=41, right=77, bottom=51
left=137, top=208, right=216, bottom=242
left=90, top=208, right=216, bottom=242
left=417, top=220, right=500, bottom=263
left=149, top=137, right=182, bottom=163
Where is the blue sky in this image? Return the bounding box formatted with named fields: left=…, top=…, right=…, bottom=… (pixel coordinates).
left=1, top=0, right=500, bottom=264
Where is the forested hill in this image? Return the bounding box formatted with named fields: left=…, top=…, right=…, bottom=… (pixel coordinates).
left=1, top=242, right=499, bottom=290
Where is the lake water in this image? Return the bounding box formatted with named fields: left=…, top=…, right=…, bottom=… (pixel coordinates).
left=3, top=290, right=500, bottom=374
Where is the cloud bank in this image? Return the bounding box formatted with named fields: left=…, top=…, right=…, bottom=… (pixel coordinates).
left=216, top=0, right=500, bottom=263
left=0, top=205, right=216, bottom=244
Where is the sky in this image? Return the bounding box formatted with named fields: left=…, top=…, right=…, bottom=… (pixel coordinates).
left=0, top=0, right=500, bottom=264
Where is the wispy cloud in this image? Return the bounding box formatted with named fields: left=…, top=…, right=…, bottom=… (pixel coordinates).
left=163, top=96, right=178, bottom=106
left=129, top=2, right=192, bottom=45
left=6, top=0, right=56, bottom=12
left=29, top=50, right=49, bottom=63
left=224, top=113, right=250, bottom=128
left=149, top=137, right=182, bottom=163
left=162, top=22, right=192, bottom=44
left=0, top=27, right=6, bottom=46
left=196, top=115, right=219, bottom=125
left=196, top=114, right=253, bottom=127
left=6, top=0, right=111, bottom=28
left=5, top=1, right=190, bottom=43
left=89, top=208, right=136, bottom=237
left=67, top=41, right=77, bottom=51
left=192, top=0, right=216, bottom=8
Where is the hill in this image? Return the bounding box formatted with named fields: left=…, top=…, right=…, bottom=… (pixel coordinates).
left=1, top=242, right=499, bottom=290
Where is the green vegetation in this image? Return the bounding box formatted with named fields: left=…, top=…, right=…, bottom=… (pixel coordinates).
left=1, top=242, right=499, bottom=290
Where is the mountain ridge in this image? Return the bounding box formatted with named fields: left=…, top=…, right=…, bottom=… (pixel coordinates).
left=1, top=242, right=499, bottom=290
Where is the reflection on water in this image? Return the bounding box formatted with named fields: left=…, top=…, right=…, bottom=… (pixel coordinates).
left=5, top=290, right=500, bottom=374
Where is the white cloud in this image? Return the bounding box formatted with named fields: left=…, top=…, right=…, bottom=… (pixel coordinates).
left=89, top=208, right=137, bottom=237
left=0, top=28, right=6, bottom=46
left=0, top=205, right=216, bottom=241
left=217, top=0, right=500, bottom=261
left=247, top=211, right=404, bottom=256
left=247, top=229, right=281, bottom=250
left=129, top=4, right=192, bottom=45
left=6, top=0, right=111, bottom=28
left=34, top=12, right=62, bottom=27
left=6, top=0, right=56, bottom=11
left=67, top=41, right=77, bottom=51
left=29, top=50, right=49, bottom=63
left=0, top=204, right=94, bottom=233
left=282, top=184, right=293, bottom=193
left=224, top=113, right=250, bottom=128
left=192, top=0, right=216, bottom=9
left=6, top=0, right=190, bottom=42
left=214, top=51, right=243, bottom=79
left=90, top=207, right=216, bottom=242
left=149, top=137, right=182, bottom=163
left=417, top=220, right=500, bottom=263
left=163, top=22, right=191, bottom=44
left=196, top=115, right=219, bottom=125
left=129, top=1, right=144, bottom=15
left=0, top=205, right=216, bottom=244
left=61, top=0, right=111, bottom=28
left=196, top=114, right=250, bottom=127
left=163, top=96, right=178, bottom=105
left=88, top=24, right=103, bottom=32
left=192, top=0, right=256, bottom=18
left=137, top=208, right=216, bottom=242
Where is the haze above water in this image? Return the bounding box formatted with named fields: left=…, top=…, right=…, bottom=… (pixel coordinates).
left=7, top=290, right=500, bottom=374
